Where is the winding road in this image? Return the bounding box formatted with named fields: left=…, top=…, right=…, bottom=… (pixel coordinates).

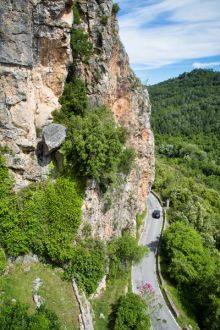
left=132, top=192, right=180, bottom=330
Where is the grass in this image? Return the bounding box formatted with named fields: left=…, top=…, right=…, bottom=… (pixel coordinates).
left=0, top=262, right=80, bottom=330
left=91, top=274, right=130, bottom=330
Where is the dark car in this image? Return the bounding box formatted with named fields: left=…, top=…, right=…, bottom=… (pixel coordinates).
left=152, top=210, right=161, bottom=219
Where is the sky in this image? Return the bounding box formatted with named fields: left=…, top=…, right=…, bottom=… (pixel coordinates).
left=117, top=0, right=220, bottom=84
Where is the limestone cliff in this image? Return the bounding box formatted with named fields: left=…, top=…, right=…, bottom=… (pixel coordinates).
left=0, top=0, right=155, bottom=237
left=75, top=0, right=155, bottom=239
left=0, top=0, right=73, bottom=189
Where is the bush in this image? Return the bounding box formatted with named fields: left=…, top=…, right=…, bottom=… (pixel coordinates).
left=72, top=1, right=81, bottom=25
left=0, top=154, right=13, bottom=198
left=0, top=301, right=61, bottom=330
left=162, top=222, right=220, bottom=329
left=65, top=239, right=106, bottom=295
left=100, top=16, right=108, bottom=26
left=62, top=107, right=134, bottom=187
left=0, top=177, right=83, bottom=262
left=0, top=248, right=6, bottom=274
left=71, top=28, right=93, bottom=63
left=108, top=233, right=147, bottom=278
left=112, top=3, right=120, bottom=15
left=54, top=80, right=88, bottom=121
left=162, top=222, right=215, bottom=286
left=110, top=293, right=150, bottom=330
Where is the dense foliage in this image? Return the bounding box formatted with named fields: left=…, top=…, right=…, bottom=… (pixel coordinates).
left=0, top=301, right=61, bottom=330
left=54, top=79, right=135, bottom=188
left=108, top=233, right=147, bottom=279
left=0, top=165, right=83, bottom=262
left=149, top=69, right=220, bottom=142
left=71, top=2, right=93, bottom=63
left=71, top=28, right=93, bottom=63
left=112, top=3, right=120, bottom=15
left=149, top=69, right=220, bottom=329
left=0, top=248, right=6, bottom=274
left=163, top=222, right=219, bottom=329
left=65, top=239, right=106, bottom=295
left=110, top=293, right=150, bottom=330
left=150, top=69, right=220, bottom=247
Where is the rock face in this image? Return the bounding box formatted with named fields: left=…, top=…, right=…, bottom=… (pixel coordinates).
left=0, top=0, right=155, bottom=238
left=0, top=0, right=73, bottom=188
left=42, top=124, right=66, bottom=155
left=75, top=0, right=155, bottom=239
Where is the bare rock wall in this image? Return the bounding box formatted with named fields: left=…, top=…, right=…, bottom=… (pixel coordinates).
left=0, top=0, right=73, bottom=188
left=76, top=0, right=155, bottom=239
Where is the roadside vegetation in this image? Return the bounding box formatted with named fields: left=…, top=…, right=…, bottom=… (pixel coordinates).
left=92, top=234, right=148, bottom=329
left=149, top=69, right=220, bottom=329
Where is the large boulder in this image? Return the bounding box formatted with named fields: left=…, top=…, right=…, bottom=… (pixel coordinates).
left=42, top=124, right=66, bottom=155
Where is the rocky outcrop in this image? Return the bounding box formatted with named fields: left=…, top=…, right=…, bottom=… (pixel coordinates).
left=0, top=0, right=73, bottom=188
left=42, top=124, right=66, bottom=155
left=76, top=0, right=155, bottom=239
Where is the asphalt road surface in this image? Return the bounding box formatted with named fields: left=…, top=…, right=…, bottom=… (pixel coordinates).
left=132, top=192, right=180, bottom=330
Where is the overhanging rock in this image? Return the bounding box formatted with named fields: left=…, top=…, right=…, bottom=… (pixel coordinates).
left=42, top=124, right=66, bottom=156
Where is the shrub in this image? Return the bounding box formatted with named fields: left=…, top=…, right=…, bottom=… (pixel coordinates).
left=110, top=293, right=150, bottom=330
left=0, top=154, right=13, bottom=198
left=162, top=221, right=220, bottom=329
left=62, top=107, right=134, bottom=187
left=73, top=1, right=81, bottom=25
left=108, top=233, right=147, bottom=278
left=162, top=221, right=215, bottom=285
left=65, top=239, right=106, bottom=295
left=0, top=177, right=83, bottom=262
left=112, top=3, right=120, bottom=15
left=0, top=248, right=6, bottom=274
left=71, top=28, right=93, bottom=63
left=54, top=80, right=88, bottom=121
left=0, top=301, right=61, bottom=330
left=100, top=16, right=108, bottom=26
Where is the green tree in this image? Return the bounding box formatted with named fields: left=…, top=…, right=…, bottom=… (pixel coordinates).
left=0, top=176, right=83, bottom=262
left=110, top=293, right=150, bottom=330
left=108, top=233, right=147, bottom=278
left=162, top=222, right=215, bottom=286
left=63, top=107, right=134, bottom=187
left=55, top=80, right=88, bottom=120
left=112, top=3, right=120, bottom=15
left=0, top=301, right=61, bottom=330
left=65, top=239, right=106, bottom=295
left=71, top=29, right=93, bottom=63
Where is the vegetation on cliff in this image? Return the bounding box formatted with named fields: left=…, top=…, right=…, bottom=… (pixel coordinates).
left=149, top=69, right=220, bottom=329
left=0, top=156, right=83, bottom=262
left=54, top=79, right=135, bottom=189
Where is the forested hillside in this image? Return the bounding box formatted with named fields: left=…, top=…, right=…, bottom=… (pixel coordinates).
left=149, top=69, right=220, bottom=329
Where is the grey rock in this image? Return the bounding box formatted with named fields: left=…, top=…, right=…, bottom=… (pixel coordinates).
left=23, top=254, right=39, bottom=265
left=42, top=124, right=66, bottom=155
left=33, top=294, right=44, bottom=308
left=0, top=0, right=72, bottom=186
